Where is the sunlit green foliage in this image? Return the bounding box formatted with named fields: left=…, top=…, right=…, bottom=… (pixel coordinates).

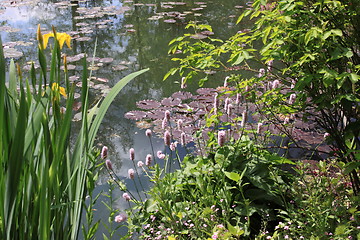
left=166, top=0, right=360, bottom=194
left=0, top=26, right=147, bottom=239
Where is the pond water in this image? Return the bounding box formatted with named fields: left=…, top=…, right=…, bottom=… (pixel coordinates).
left=0, top=0, right=249, bottom=237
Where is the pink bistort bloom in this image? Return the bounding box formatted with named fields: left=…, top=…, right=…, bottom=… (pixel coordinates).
left=137, top=161, right=144, bottom=167
left=101, top=146, right=108, bottom=159
left=164, top=130, right=171, bottom=146
left=128, top=168, right=135, bottom=179
left=129, top=148, right=135, bottom=161
left=115, top=213, right=127, bottom=223
left=145, top=154, right=152, bottom=166
left=145, top=129, right=152, bottom=137
left=157, top=150, right=166, bottom=159
left=105, top=159, right=113, bottom=171
left=218, top=130, right=226, bottom=147
left=122, top=193, right=131, bottom=201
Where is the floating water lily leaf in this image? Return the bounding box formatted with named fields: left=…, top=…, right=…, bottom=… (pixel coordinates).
left=172, top=91, right=193, bottom=100
left=73, top=101, right=82, bottom=111
left=99, top=58, right=114, bottom=63
left=76, top=36, right=92, bottom=41
left=73, top=112, right=82, bottom=121
left=93, top=84, right=110, bottom=90
left=112, top=65, right=128, bottom=71
left=196, top=88, right=217, bottom=95
left=125, top=111, right=148, bottom=120
left=87, top=57, right=100, bottom=62
left=148, top=15, right=164, bottom=20
left=161, top=97, right=181, bottom=106
left=164, top=19, right=176, bottom=23
left=87, top=66, right=99, bottom=71
left=95, top=77, right=109, bottom=83
left=66, top=54, right=85, bottom=62
left=137, top=100, right=161, bottom=109
left=3, top=48, right=23, bottom=58
left=136, top=120, right=153, bottom=129
left=0, top=26, right=20, bottom=33
left=69, top=75, right=80, bottom=82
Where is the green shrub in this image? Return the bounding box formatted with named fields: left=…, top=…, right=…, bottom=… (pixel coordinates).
left=126, top=136, right=293, bottom=239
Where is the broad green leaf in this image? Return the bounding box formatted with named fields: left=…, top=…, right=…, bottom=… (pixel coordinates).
left=350, top=73, right=359, bottom=83
left=343, top=162, right=360, bottom=175
left=224, top=171, right=241, bottom=182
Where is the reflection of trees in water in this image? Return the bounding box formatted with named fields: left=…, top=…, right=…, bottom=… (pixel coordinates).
left=1, top=0, right=244, bottom=152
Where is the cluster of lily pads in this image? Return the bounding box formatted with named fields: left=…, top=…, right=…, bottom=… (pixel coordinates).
left=125, top=78, right=331, bottom=160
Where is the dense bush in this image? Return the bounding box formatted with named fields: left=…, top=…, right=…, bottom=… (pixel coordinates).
left=102, top=0, right=360, bottom=239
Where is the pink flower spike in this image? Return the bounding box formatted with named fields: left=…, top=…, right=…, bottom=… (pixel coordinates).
left=101, top=146, right=108, bottom=159
left=115, top=213, right=127, bottom=222
left=224, top=76, right=229, bottom=87
left=177, top=119, right=183, bottom=131
left=227, top=103, right=233, bottom=115
left=218, top=130, right=226, bottom=147
left=324, top=132, right=330, bottom=138
left=157, top=150, right=166, bottom=159
left=224, top=97, right=231, bottom=111
left=258, top=68, right=265, bottom=78
left=105, top=159, right=113, bottom=171
left=164, top=110, right=171, bottom=121
left=289, top=93, right=296, bottom=105
left=284, top=117, right=290, bottom=125
left=267, top=59, right=273, bottom=72
left=257, top=122, right=263, bottom=134
left=162, top=117, right=167, bottom=129
left=122, top=192, right=131, bottom=201
left=236, top=93, right=241, bottom=105
left=241, top=110, right=247, bottom=127
left=145, top=154, right=152, bottom=166
left=129, top=148, right=135, bottom=161
left=137, top=161, right=144, bottom=167
left=128, top=168, right=135, bottom=179
left=180, top=132, right=186, bottom=146
left=170, top=142, right=176, bottom=151
left=164, top=130, right=171, bottom=146
left=180, top=77, right=187, bottom=89
left=272, top=80, right=280, bottom=89
left=145, top=129, right=152, bottom=137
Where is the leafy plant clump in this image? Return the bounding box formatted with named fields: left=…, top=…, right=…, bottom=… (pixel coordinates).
left=166, top=0, right=360, bottom=193
left=100, top=0, right=360, bottom=239
left=128, top=136, right=293, bottom=240
left=0, top=25, right=147, bottom=240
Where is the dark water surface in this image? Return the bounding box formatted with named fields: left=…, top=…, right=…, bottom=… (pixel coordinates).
left=0, top=0, right=248, bottom=237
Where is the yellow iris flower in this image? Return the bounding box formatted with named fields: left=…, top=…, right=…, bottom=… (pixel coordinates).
left=51, top=83, right=67, bottom=98
left=37, top=24, right=72, bottom=50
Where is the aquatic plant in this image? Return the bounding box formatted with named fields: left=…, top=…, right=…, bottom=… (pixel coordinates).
left=0, top=24, right=147, bottom=239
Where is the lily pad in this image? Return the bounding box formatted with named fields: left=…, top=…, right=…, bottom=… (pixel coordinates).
left=75, top=36, right=92, bottom=41
left=136, top=100, right=162, bottom=109
left=171, top=91, right=193, bottom=100
left=112, top=65, right=128, bottom=71
left=99, top=57, right=114, bottom=63
left=124, top=110, right=148, bottom=120
left=164, top=19, right=176, bottom=23
left=3, top=48, right=23, bottom=58
left=161, top=97, right=181, bottom=106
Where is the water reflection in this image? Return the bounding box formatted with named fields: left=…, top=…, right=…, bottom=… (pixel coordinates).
left=0, top=0, right=246, bottom=237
